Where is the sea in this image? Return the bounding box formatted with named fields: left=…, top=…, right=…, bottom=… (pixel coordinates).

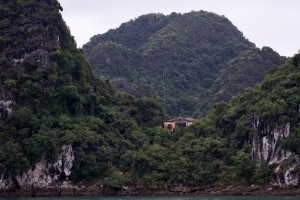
left=1, top=196, right=300, bottom=200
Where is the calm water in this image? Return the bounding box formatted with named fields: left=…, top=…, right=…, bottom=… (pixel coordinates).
left=1, top=196, right=300, bottom=200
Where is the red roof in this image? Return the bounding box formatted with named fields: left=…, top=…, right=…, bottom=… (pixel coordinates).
left=184, top=118, right=196, bottom=122
left=165, top=117, right=196, bottom=122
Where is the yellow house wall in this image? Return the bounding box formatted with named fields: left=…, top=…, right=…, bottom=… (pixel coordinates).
left=186, top=122, right=194, bottom=126
left=164, top=122, right=175, bottom=130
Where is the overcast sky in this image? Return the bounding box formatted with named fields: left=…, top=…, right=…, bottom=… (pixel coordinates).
left=58, top=0, right=300, bottom=57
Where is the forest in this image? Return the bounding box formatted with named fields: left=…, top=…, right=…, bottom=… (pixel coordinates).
left=83, top=12, right=287, bottom=117
left=0, top=0, right=299, bottom=191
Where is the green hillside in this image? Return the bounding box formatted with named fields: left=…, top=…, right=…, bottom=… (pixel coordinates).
left=194, top=47, right=288, bottom=117
left=83, top=11, right=257, bottom=117
left=0, top=0, right=165, bottom=181
left=116, top=52, right=300, bottom=186
left=214, top=47, right=287, bottom=103
left=0, top=0, right=299, bottom=192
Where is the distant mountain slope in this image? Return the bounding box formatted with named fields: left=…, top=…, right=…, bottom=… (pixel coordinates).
left=215, top=47, right=287, bottom=102
left=84, top=13, right=169, bottom=54
left=194, top=47, right=288, bottom=117
left=83, top=11, right=257, bottom=117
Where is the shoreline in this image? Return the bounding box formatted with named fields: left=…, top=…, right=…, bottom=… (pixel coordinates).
left=1, top=184, right=299, bottom=198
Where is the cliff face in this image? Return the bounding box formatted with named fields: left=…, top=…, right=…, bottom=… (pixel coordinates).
left=0, top=1, right=64, bottom=118
left=0, top=145, right=74, bottom=190
left=0, top=0, right=167, bottom=192
left=0, top=1, right=80, bottom=188
left=248, top=114, right=299, bottom=186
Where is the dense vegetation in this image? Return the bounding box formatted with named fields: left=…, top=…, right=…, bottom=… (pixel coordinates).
left=0, top=0, right=165, bottom=181
left=0, top=0, right=299, bottom=190
left=83, top=12, right=286, bottom=117
left=194, top=47, right=288, bottom=116
left=213, top=47, right=287, bottom=103
left=111, top=52, right=300, bottom=187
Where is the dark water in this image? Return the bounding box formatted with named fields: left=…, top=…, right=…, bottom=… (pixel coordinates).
left=1, top=196, right=300, bottom=200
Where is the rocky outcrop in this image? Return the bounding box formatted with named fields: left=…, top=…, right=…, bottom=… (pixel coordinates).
left=273, top=155, right=299, bottom=186
left=0, top=93, right=13, bottom=117
left=247, top=114, right=299, bottom=186
left=0, top=144, right=74, bottom=190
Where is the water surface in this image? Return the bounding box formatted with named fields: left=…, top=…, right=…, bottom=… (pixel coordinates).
left=2, top=196, right=300, bottom=200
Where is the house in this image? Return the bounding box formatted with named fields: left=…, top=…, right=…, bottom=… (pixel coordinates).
left=163, top=117, right=196, bottom=131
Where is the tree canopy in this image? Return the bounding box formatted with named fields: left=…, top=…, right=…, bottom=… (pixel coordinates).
left=83, top=11, right=286, bottom=117
left=0, top=0, right=298, bottom=189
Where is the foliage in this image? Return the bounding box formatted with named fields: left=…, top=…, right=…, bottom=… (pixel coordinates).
left=103, top=169, right=128, bottom=189
left=251, top=162, right=277, bottom=184
left=0, top=0, right=165, bottom=182
left=196, top=47, right=288, bottom=117
left=1, top=0, right=299, bottom=189
left=83, top=11, right=258, bottom=117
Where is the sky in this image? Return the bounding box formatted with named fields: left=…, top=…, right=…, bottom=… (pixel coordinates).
left=58, top=0, right=300, bottom=57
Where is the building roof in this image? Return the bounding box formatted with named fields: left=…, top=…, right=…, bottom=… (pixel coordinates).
left=165, top=117, right=196, bottom=122
left=184, top=118, right=196, bottom=122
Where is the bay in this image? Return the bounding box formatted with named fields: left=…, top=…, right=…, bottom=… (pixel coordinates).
left=1, top=196, right=300, bottom=200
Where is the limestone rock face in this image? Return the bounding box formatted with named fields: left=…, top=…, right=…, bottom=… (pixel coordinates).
left=273, top=156, right=299, bottom=186
left=0, top=93, right=13, bottom=117
left=0, top=3, right=62, bottom=117
left=247, top=114, right=291, bottom=164
left=0, top=145, right=74, bottom=189
left=247, top=114, right=299, bottom=186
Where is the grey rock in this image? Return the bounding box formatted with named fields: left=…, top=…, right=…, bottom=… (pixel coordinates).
left=247, top=114, right=299, bottom=186
left=0, top=93, right=13, bottom=117
left=0, top=144, right=74, bottom=189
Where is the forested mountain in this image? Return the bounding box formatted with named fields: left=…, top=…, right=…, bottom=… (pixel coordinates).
left=1, top=0, right=300, bottom=196
left=83, top=12, right=286, bottom=117
left=214, top=47, right=287, bottom=103
left=162, top=52, right=300, bottom=186
left=0, top=0, right=165, bottom=184
left=193, top=47, right=288, bottom=117
left=83, top=11, right=256, bottom=117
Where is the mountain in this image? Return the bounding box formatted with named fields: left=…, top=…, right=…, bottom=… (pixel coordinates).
left=0, top=0, right=165, bottom=189
left=1, top=0, right=300, bottom=196
left=214, top=47, right=287, bottom=102
left=83, top=11, right=257, bottom=117
left=82, top=11, right=299, bottom=188
left=204, top=51, right=300, bottom=185
left=193, top=47, right=288, bottom=117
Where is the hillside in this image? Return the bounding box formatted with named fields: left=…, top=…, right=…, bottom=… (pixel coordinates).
left=163, top=52, right=300, bottom=186
left=193, top=47, right=288, bottom=117
left=1, top=0, right=300, bottom=196
left=0, top=0, right=165, bottom=186
left=83, top=11, right=257, bottom=117
left=214, top=47, right=287, bottom=102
